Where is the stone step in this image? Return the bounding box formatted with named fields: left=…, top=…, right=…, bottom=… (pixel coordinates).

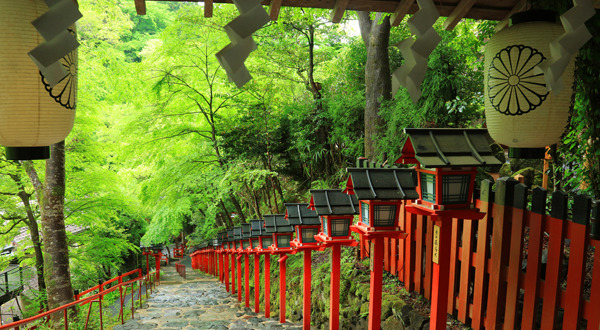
left=112, top=265, right=305, bottom=329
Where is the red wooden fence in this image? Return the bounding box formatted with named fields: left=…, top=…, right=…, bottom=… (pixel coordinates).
left=371, top=178, right=600, bottom=329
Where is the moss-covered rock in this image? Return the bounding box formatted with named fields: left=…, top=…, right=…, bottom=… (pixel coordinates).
left=381, top=293, right=405, bottom=319
left=382, top=316, right=406, bottom=330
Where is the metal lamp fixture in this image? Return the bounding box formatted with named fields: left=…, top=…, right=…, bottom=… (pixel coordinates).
left=397, top=128, right=502, bottom=211
left=264, top=214, right=294, bottom=251
left=309, top=190, right=359, bottom=240
left=285, top=203, right=321, bottom=246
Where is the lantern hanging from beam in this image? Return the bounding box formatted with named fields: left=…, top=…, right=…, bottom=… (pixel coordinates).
left=0, top=0, right=81, bottom=160
left=484, top=10, right=575, bottom=159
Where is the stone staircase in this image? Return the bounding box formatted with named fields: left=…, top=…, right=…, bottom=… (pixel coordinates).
left=113, top=261, right=303, bottom=329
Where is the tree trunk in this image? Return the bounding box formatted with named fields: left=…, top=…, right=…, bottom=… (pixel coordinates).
left=358, top=11, right=391, bottom=160
left=11, top=167, right=46, bottom=306
left=41, top=141, right=74, bottom=316
left=228, top=192, right=246, bottom=223
left=219, top=200, right=234, bottom=227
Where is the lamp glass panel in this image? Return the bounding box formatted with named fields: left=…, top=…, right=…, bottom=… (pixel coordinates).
left=420, top=172, right=436, bottom=203
left=331, top=219, right=350, bottom=237
left=242, top=240, right=249, bottom=249
left=277, top=234, right=291, bottom=248
left=261, top=237, right=273, bottom=249
left=373, top=204, right=397, bottom=227
left=323, top=218, right=328, bottom=235
left=301, top=227, right=319, bottom=243
left=251, top=238, right=259, bottom=248
left=361, top=202, right=370, bottom=226
left=442, top=174, right=470, bottom=204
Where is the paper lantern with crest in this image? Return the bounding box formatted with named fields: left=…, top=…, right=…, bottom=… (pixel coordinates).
left=484, top=10, right=575, bottom=158
left=0, top=0, right=80, bottom=160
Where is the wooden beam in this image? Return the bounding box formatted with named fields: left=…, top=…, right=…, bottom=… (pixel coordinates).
left=331, top=0, right=350, bottom=23
left=443, top=0, right=477, bottom=30
left=204, top=0, right=213, bottom=18
left=134, top=0, right=146, bottom=15
left=269, top=0, right=283, bottom=21
left=495, top=0, right=526, bottom=32
left=391, top=0, right=415, bottom=27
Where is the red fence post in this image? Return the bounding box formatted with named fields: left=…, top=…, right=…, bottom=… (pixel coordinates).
left=472, top=180, right=493, bottom=330
left=540, top=191, right=568, bottom=329
left=486, top=178, right=517, bottom=328
left=503, top=184, right=528, bottom=327
left=563, top=195, right=591, bottom=329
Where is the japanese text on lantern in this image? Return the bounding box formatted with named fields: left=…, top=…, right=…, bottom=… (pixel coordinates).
left=433, top=225, right=440, bottom=264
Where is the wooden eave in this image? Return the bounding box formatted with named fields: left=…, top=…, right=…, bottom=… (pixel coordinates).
left=134, top=0, right=600, bottom=26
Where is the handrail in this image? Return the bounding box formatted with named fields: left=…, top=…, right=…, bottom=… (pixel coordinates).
left=0, top=269, right=157, bottom=330
left=76, top=269, right=142, bottom=301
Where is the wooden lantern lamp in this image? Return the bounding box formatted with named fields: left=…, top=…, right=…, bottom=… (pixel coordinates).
left=285, top=203, right=322, bottom=329
left=397, top=128, right=502, bottom=330
left=345, top=167, right=418, bottom=330
left=309, top=189, right=359, bottom=330
left=264, top=214, right=295, bottom=324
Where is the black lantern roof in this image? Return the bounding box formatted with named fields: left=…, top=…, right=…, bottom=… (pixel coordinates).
left=227, top=229, right=234, bottom=242
left=218, top=231, right=227, bottom=243
left=233, top=226, right=243, bottom=240
left=309, top=189, right=359, bottom=216
left=397, top=128, right=502, bottom=168
left=241, top=223, right=251, bottom=239
left=264, top=214, right=294, bottom=233
left=345, top=168, right=420, bottom=201
left=285, top=203, right=321, bottom=226
left=250, top=219, right=266, bottom=237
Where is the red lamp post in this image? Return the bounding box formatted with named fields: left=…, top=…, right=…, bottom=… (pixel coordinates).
left=233, top=226, right=244, bottom=303
left=249, top=219, right=264, bottom=314
left=264, top=214, right=296, bottom=324
left=218, top=231, right=228, bottom=288
left=397, top=128, right=502, bottom=330
left=309, top=189, right=359, bottom=330
left=285, top=203, right=322, bottom=330
left=256, top=221, right=274, bottom=318
left=150, top=245, right=163, bottom=282
left=227, top=229, right=236, bottom=294
left=345, top=167, right=418, bottom=330
left=241, top=223, right=253, bottom=308
left=142, top=247, right=152, bottom=276
left=211, top=238, right=219, bottom=276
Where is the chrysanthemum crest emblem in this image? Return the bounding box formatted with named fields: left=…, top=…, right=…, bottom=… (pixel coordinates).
left=488, top=45, right=548, bottom=116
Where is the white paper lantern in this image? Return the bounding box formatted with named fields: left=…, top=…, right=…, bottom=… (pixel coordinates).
left=484, top=11, right=575, bottom=158
left=0, top=0, right=77, bottom=160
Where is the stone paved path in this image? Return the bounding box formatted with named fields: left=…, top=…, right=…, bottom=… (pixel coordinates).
left=112, top=263, right=303, bottom=330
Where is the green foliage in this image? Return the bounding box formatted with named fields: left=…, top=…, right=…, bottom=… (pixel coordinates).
left=554, top=9, right=600, bottom=198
